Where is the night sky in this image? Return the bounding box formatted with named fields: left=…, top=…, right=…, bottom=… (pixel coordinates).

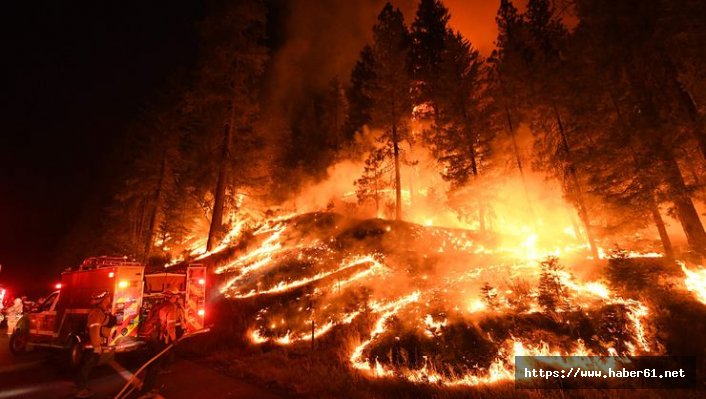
left=1, top=1, right=202, bottom=294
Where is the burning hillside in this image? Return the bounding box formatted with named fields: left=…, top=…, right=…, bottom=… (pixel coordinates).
left=54, top=0, right=706, bottom=395
left=188, top=211, right=698, bottom=387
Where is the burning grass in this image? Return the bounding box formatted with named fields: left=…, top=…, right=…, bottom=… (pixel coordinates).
left=184, top=212, right=706, bottom=397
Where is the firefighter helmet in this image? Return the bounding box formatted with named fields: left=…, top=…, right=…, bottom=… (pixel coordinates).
left=90, top=290, right=110, bottom=304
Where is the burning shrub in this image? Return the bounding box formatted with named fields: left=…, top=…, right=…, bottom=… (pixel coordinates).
left=366, top=314, right=499, bottom=379
left=592, top=304, right=640, bottom=354
left=480, top=282, right=499, bottom=309
left=537, top=257, right=568, bottom=313
left=506, top=279, right=532, bottom=313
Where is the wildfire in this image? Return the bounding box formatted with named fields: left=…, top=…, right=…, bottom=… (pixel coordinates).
left=681, top=262, right=706, bottom=305
left=423, top=314, right=447, bottom=338
left=351, top=292, right=421, bottom=372
left=217, top=220, right=288, bottom=292
left=249, top=309, right=364, bottom=346
left=363, top=338, right=605, bottom=386
left=231, top=255, right=386, bottom=299
left=198, top=211, right=663, bottom=389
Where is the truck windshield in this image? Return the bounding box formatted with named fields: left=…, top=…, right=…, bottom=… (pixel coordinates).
left=38, top=292, right=59, bottom=312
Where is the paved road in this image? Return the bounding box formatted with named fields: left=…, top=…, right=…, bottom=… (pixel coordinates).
left=0, top=332, right=288, bottom=399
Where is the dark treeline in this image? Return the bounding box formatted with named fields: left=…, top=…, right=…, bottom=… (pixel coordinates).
left=74, top=0, right=706, bottom=265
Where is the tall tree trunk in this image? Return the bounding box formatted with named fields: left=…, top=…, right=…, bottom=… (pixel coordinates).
left=409, top=163, right=415, bottom=211
left=374, top=174, right=380, bottom=217
left=660, top=146, right=706, bottom=255
left=505, top=105, right=537, bottom=231
left=662, top=56, right=706, bottom=161
left=648, top=196, right=674, bottom=260
left=392, top=123, right=402, bottom=221
left=467, top=135, right=485, bottom=233
left=135, top=197, right=147, bottom=248
left=568, top=209, right=584, bottom=241
left=207, top=122, right=232, bottom=251
left=676, top=83, right=706, bottom=161
left=609, top=91, right=674, bottom=257
left=406, top=142, right=416, bottom=211
left=553, top=102, right=600, bottom=260
left=143, top=148, right=168, bottom=259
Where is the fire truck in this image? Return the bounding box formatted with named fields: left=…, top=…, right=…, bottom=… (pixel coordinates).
left=9, top=257, right=207, bottom=367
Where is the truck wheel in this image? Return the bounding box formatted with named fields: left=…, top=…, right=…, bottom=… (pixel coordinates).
left=68, top=339, right=84, bottom=369
left=9, top=329, right=29, bottom=354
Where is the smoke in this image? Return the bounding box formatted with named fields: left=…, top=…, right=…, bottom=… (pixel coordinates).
left=264, top=0, right=416, bottom=118
left=280, top=114, right=685, bottom=262
left=260, top=0, right=610, bottom=250
left=263, top=0, right=518, bottom=114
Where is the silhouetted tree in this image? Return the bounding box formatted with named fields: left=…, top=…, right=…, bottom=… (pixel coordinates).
left=575, top=0, right=706, bottom=255
left=366, top=3, right=412, bottom=220
left=409, top=0, right=451, bottom=113
left=355, top=147, right=391, bottom=216
left=345, top=46, right=376, bottom=140
left=192, top=0, right=269, bottom=251
left=427, top=31, right=492, bottom=231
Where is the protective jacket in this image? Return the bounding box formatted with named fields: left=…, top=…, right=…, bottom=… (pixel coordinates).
left=87, top=306, right=112, bottom=350
left=158, top=302, right=178, bottom=344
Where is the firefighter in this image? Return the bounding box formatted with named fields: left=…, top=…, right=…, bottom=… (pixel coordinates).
left=75, top=290, right=113, bottom=398
left=175, top=296, right=186, bottom=338
left=142, top=289, right=180, bottom=393
left=6, top=297, right=23, bottom=335
left=159, top=289, right=179, bottom=345
left=157, top=289, right=179, bottom=372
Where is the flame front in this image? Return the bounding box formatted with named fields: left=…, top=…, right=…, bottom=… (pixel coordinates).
left=681, top=262, right=706, bottom=305
left=202, top=212, right=665, bottom=387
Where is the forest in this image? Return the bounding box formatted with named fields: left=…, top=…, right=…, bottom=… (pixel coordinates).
left=66, top=0, right=706, bottom=268
left=54, top=0, right=706, bottom=396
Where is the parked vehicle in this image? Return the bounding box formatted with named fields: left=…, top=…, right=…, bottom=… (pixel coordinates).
left=9, top=256, right=206, bottom=368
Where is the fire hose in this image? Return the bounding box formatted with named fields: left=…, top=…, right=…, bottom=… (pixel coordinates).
left=113, top=328, right=210, bottom=399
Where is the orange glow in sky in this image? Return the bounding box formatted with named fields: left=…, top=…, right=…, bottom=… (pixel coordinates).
left=444, top=0, right=528, bottom=55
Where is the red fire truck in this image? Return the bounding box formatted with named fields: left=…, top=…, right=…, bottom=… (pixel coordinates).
left=9, top=257, right=207, bottom=367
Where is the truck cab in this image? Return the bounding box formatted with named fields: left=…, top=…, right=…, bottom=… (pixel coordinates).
left=10, top=257, right=146, bottom=366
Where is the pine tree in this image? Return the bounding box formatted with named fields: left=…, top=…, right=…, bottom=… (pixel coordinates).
left=101, top=80, right=194, bottom=260
left=574, top=0, right=706, bottom=255
left=191, top=0, right=269, bottom=251
left=426, top=30, right=492, bottom=231
left=487, top=0, right=539, bottom=231
left=366, top=3, right=412, bottom=221
left=409, top=0, right=451, bottom=112
left=322, top=76, right=348, bottom=152
left=502, top=0, right=600, bottom=259
left=537, top=257, right=566, bottom=313
left=480, top=282, right=499, bottom=308
left=355, top=147, right=391, bottom=216
left=344, top=46, right=376, bottom=140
